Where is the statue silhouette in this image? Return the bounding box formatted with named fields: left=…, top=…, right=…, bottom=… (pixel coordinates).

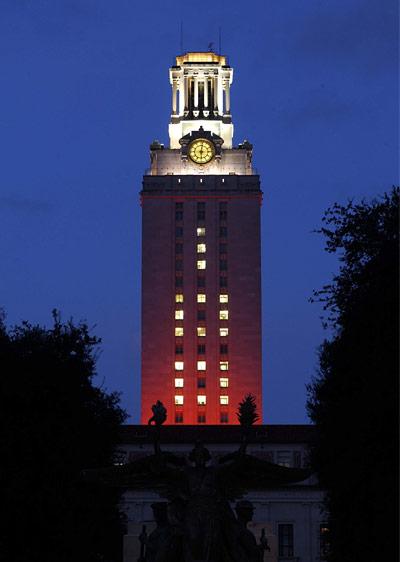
left=84, top=400, right=310, bottom=561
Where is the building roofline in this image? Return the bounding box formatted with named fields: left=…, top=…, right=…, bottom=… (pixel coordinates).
left=119, top=424, right=316, bottom=445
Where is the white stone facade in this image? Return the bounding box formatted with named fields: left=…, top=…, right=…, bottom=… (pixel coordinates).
left=117, top=426, right=327, bottom=562
left=168, top=52, right=234, bottom=149
left=147, top=147, right=253, bottom=176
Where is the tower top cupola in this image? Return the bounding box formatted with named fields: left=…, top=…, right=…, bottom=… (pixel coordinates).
left=169, top=52, right=234, bottom=149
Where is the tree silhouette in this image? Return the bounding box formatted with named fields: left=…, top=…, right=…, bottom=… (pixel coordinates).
left=307, top=188, right=399, bottom=562
left=0, top=310, right=127, bottom=562
left=237, top=393, right=260, bottom=427
left=237, top=394, right=260, bottom=455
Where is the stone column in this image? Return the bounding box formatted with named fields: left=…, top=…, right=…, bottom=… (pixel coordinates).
left=178, top=76, right=184, bottom=115
left=184, top=75, right=189, bottom=110
left=204, top=78, right=208, bottom=108
left=194, top=75, right=199, bottom=108
left=213, top=76, right=218, bottom=112
left=172, top=80, right=177, bottom=114
left=225, top=83, right=230, bottom=114
left=217, top=74, right=223, bottom=115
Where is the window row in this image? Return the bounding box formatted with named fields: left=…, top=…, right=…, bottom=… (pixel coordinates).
left=176, top=243, right=225, bottom=254
left=175, top=344, right=228, bottom=355
left=175, top=277, right=227, bottom=288
left=176, top=227, right=228, bottom=238
left=174, top=310, right=229, bottom=321
left=174, top=377, right=229, bottom=388
left=276, top=523, right=328, bottom=558
left=175, top=203, right=227, bottom=221
left=175, top=259, right=228, bottom=271
left=175, top=412, right=229, bottom=424
left=174, top=395, right=229, bottom=405
left=176, top=293, right=229, bottom=303
left=175, top=327, right=229, bottom=337
left=174, top=361, right=229, bottom=371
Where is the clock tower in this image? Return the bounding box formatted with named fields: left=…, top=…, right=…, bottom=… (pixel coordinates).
left=141, top=52, right=262, bottom=425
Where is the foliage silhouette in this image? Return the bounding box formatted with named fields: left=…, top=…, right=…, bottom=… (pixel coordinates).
left=237, top=393, right=260, bottom=455
left=237, top=394, right=259, bottom=427
left=0, top=310, right=127, bottom=562
left=307, top=188, right=399, bottom=562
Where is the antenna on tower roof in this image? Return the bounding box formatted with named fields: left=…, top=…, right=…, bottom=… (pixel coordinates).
left=219, top=26, right=222, bottom=54
left=180, top=21, right=183, bottom=54
left=207, top=42, right=214, bottom=52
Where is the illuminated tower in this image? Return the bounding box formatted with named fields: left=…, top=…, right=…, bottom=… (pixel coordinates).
left=141, top=52, right=262, bottom=425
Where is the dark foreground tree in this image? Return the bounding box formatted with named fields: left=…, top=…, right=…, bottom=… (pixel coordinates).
left=0, top=311, right=127, bottom=562
left=307, top=188, right=399, bottom=562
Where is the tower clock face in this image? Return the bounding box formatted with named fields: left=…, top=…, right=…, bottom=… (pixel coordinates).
left=188, top=139, right=215, bottom=164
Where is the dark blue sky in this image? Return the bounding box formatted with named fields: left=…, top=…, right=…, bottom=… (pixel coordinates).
left=0, top=0, right=397, bottom=423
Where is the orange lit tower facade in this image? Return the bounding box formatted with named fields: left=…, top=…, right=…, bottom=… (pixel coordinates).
left=141, top=52, right=262, bottom=425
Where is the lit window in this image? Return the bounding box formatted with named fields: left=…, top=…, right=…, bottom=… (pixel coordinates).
left=197, top=361, right=206, bottom=371
left=176, top=294, right=184, bottom=303
left=219, top=294, right=229, bottom=303
left=197, top=227, right=206, bottom=236
left=197, top=243, right=206, bottom=253
left=219, top=310, right=229, bottom=320
left=320, top=524, right=330, bottom=559
left=220, top=361, right=229, bottom=371
left=220, top=395, right=229, bottom=405
left=175, top=361, right=184, bottom=371
left=197, top=395, right=207, bottom=405
left=197, top=327, right=206, bottom=337
left=175, top=378, right=184, bottom=388
left=197, top=294, right=206, bottom=303
left=197, top=260, right=206, bottom=270
left=220, top=328, right=229, bottom=337
left=175, top=395, right=184, bottom=405
left=175, top=327, right=184, bottom=336
left=175, top=310, right=184, bottom=320
left=220, top=377, right=229, bottom=388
